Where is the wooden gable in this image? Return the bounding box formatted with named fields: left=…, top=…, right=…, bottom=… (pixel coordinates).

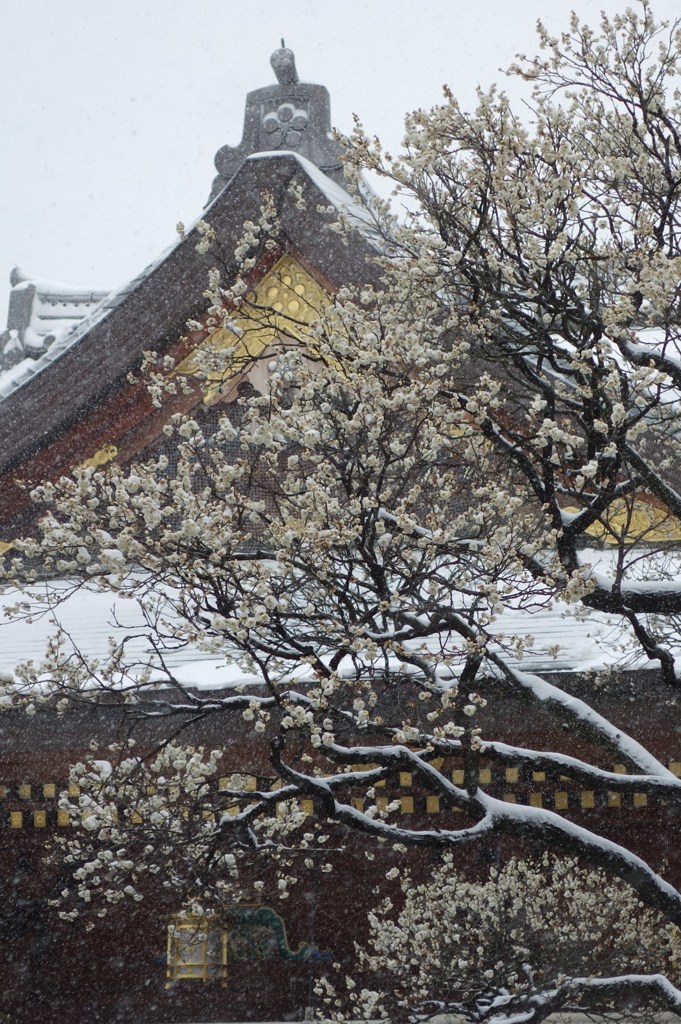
left=0, top=153, right=378, bottom=542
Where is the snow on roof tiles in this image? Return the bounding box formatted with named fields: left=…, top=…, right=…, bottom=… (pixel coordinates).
left=0, top=574, right=643, bottom=693
left=0, top=152, right=375, bottom=406
left=0, top=273, right=113, bottom=395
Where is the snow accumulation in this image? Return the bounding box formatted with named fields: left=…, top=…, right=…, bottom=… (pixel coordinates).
left=0, top=568, right=644, bottom=691
left=16, top=279, right=108, bottom=351
left=0, top=259, right=161, bottom=403
left=247, top=150, right=383, bottom=243
left=0, top=152, right=373, bottom=403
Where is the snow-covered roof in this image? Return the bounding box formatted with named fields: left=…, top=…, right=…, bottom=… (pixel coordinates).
left=0, top=42, right=376, bottom=408
left=0, top=248, right=177, bottom=403
left=0, top=270, right=112, bottom=388
left=0, top=153, right=376, bottom=409
left=0, top=572, right=645, bottom=693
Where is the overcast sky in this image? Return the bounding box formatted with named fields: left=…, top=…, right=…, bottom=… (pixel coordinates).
left=2, top=0, right=681, bottom=320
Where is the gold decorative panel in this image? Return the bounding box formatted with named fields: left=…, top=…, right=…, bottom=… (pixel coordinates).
left=75, top=444, right=118, bottom=471
left=564, top=498, right=681, bottom=544
left=178, top=255, right=331, bottom=403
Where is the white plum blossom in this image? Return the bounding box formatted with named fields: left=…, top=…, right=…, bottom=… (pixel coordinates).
left=2, top=10, right=681, bottom=1011
left=323, top=855, right=681, bottom=1024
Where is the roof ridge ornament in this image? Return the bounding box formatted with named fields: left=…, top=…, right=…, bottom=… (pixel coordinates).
left=209, top=44, right=345, bottom=201
left=271, top=41, right=299, bottom=86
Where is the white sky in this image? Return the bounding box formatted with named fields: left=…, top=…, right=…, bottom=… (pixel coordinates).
left=2, top=0, right=680, bottom=321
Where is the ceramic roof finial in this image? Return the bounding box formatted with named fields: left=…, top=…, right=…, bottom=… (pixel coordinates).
left=270, top=41, right=299, bottom=86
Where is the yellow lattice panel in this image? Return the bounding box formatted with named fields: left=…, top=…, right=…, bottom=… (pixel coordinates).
left=563, top=498, right=681, bottom=544
left=178, top=255, right=331, bottom=403
left=166, top=914, right=227, bottom=984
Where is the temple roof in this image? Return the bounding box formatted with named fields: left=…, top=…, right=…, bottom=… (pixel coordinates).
left=0, top=270, right=111, bottom=383
left=0, top=46, right=374, bottom=415
left=0, top=555, right=661, bottom=683
left=0, top=149, right=379, bottom=552
left=0, top=150, right=375, bottom=397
